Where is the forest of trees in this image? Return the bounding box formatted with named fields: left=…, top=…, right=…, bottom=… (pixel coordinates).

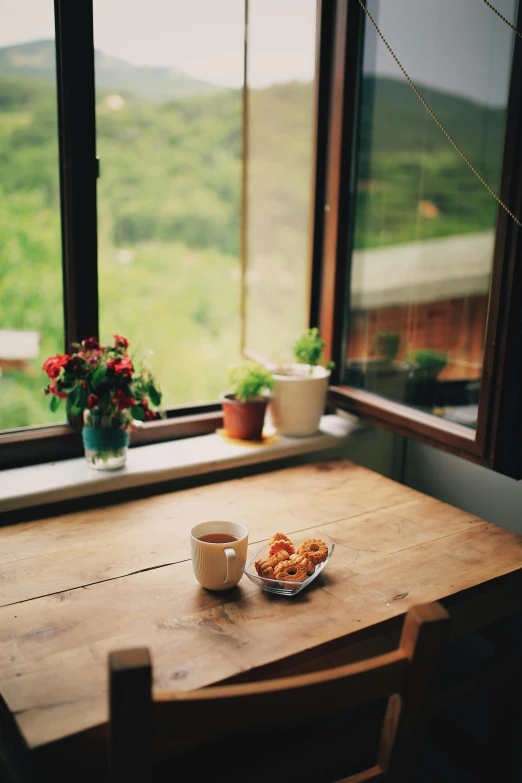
left=0, top=40, right=505, bottom=430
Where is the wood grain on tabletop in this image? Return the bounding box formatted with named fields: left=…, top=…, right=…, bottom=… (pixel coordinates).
left=1, top=458, right=522, bottom=753
left=1, top=460, right=416, bottom=605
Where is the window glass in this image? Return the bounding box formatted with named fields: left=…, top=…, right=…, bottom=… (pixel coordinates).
left=94, top=0, right=244, bottom=407
left=345, top=0, right=518, bottom=429
left=0, top=1, right=64, bottom=430
left=243, top=0, right=317, bottom=362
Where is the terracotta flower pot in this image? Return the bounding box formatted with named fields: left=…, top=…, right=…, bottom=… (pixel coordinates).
left=220, top=393, right=269, bottom=441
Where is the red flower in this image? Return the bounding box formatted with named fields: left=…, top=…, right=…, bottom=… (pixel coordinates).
left=49, top=382, right=67, bottom=399
left=43, top=335, right=161, bottom=422
left=113, top=334, right=129, bottom=349
left=42, top=354, right=70, bottom=379
left=140, top=397, right=155, bottom=420
left=112, top=389, right=136, bottom=410
left=87, top=394, right=99, bottom=409
left=82, top=337, right=100, bottom=351
left=107, top=355, right=133, bottom=377
left=87, top=349, right=103, bottom=366
left=66, top=356, right=84, bottom=373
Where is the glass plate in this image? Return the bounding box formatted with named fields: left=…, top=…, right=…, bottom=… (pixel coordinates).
left=244, top=539, right=334, bottom=596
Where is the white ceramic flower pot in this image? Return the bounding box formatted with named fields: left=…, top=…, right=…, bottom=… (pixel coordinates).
left=269, top=364, right=330, bottom=437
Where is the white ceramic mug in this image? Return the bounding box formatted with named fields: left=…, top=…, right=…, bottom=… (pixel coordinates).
left=190, top=521, right=249, bottom=591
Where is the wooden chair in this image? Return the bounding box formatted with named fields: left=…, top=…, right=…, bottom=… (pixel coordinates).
left=108, top=602, right=450, bottom=783
left=428, top=615, right=522, bottom=782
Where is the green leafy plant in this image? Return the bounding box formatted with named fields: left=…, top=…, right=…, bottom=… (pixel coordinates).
left=373, top=331, right=400, bottom=362
left=292, top=328, right=335, bottom=371
left=227, top=360, right=274, bottom=402
left=409, top=349, right=448, bottom=379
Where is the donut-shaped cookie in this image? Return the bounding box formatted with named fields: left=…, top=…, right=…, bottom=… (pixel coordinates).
left=254, top=559, right=276, bottom=579
left=297, top=538, right=328, bottom=565
left=259, top=550, right=289, bottom=570
left=269, top=532, right=292, bottom=545
left=290, top=553, right=315, bottom=576
left=254, top=550, right=288, bottom=577
left=268, top=538, right=295, bottom=557
left=270, top=549, right=290, bottom=565
left=274, top=559, right=308, bottom=583
left=260, top=565, right=276, bottom=579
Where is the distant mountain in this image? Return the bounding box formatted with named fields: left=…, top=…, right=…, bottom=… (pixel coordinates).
left=357, top=75, right=506, bottom=185
left=0, top=39, right=221, bottom=101
left=360, top=76, right=505, bottom=152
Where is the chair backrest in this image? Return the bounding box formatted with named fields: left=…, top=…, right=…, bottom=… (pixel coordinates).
left=108, top=602, right=450, bottom=783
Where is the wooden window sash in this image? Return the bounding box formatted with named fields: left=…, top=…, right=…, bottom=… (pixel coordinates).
left=320, top=0, right=522, bottom=478
left=240, top=0, right=332, bottom=361
left=55, top=0, right=99, bottom=350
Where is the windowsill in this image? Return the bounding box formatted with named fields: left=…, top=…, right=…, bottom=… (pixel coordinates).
left=0, top=413, right=368, bottom=515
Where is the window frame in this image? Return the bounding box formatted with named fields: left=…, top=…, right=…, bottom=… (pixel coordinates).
left=317, top=0, right=522, bottom=479
left=2, top=0, right=522, bottom=479
left=1, top=0, right=225, bottom=470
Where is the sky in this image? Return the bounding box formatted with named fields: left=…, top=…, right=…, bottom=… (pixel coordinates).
left=0, top=0, right=316, bottom=88
left=363, top=0, right=518, bottom=107
left=0, top=0, right=518, bottom=99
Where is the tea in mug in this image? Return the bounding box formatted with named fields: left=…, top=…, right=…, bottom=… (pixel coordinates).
left=198, top=533, right=238, bottom=544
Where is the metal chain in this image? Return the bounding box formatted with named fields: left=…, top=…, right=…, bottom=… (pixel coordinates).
left=357, top=0, right=521, bottom=227
left=483, top=0, right=522, bottom=40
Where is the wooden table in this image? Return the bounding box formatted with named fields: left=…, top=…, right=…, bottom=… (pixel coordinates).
left=1, top=458, right=522, bottom=780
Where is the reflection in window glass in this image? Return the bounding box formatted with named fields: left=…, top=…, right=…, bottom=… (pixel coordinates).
left=0, top=2, right=64, bottom=430
left=345, top=0, right=517, bottom=429
left=244, top=0, right=317, bottom=362
left=94, top=0, right=244, bottom=407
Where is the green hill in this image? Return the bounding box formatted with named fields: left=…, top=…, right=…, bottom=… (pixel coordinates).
left=360, top=76, right=505, bottom=159
left=0, top=40, right=221, bottom=100
left=355, top=76, right=505, bottom=248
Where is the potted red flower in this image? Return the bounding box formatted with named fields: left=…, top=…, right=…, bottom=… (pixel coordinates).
left=42, top=335, right=163, bottom=470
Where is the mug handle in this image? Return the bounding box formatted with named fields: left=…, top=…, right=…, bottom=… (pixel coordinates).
left=224, top=547, right=236, bottom=584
